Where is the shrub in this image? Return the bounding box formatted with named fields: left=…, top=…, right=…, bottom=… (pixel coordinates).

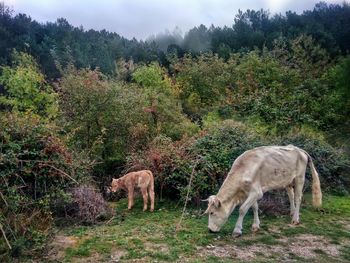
left=126, top=119, right=349, bottom=207
left=0, top=113, right=88, bottom=258
left=276, top=132, right=350, bottom=195
left=126, top=135, right=195, bottom=200
left=258, top=191, right=290, bottom=216
left=0, top=51, right=57, bottom=119
left=181, top=120, right=264, bottom=203
left=127, top=120, right=264, bottom=204
left=64, top=185, right=113, bottom=224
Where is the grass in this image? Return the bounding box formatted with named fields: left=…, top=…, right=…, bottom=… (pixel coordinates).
left=46, top=194, right=350, bottom=262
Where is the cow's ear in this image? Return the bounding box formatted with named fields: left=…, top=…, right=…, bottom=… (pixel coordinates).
left=215, top=198, right=221, bottom=208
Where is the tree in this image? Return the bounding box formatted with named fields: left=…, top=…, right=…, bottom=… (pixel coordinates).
left=58, top=67, right=147, bottom=160
left=133, top=62, right=198, bottom=139
left=0, top=51, right=57, bottom=119
left=173, top=53, right=232, bottom=121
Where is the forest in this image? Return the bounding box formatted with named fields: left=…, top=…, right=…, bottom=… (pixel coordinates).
left=0, top=1, right=350, bottom=262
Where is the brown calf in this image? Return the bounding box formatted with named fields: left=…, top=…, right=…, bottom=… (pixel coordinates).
left=111, top=170, right=155, bottom=212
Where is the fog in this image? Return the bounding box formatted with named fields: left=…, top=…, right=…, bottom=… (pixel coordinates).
left=3, top=0, right=343, bottom=40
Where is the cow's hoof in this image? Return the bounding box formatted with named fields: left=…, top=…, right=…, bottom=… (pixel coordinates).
left=291, top=219, right=299, bottom=225
left=232, top=230, right=242, bottom=238
left=251, top=225, right=260, bottom=232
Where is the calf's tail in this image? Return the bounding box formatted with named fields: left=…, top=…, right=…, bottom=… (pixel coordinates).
left=303, top=151, right=322, bottom=208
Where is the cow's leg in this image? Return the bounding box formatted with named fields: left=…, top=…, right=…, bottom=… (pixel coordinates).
left=286, top=185, right=295, bottom=217
left=251, top=201, right=260, bottom=232
left=141, top=187, right=148, bottom=212
left=127, top=187, right=134, bottom=210
left=148, top=184, right=155, bottom=212
left=292, top=176, right=305, bottom=225
left=233, top=191, right=262, bottom=237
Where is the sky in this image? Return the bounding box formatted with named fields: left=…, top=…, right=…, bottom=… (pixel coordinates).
left=3, top=0, right=344, bottom=40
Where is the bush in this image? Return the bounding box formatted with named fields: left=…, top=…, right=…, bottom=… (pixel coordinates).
left=126, top=119, right=350, bottom=207
left=276, top=132, right=350, bottom=195
left=63, top=185, right=113, bottom=224
left=127, top=120, right=264, bottom=204
left=180, top=120, right=264, bottom=203
left=258, top=191, right=290, bottom=216
left=126, top=135, right=195, bottom=200
left=0, top=113, right=88, bottom=259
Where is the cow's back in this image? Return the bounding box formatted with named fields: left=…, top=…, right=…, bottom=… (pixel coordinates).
left=253, top=146, right=307, bottom=191
left=225, top=146, right=307, bottom=192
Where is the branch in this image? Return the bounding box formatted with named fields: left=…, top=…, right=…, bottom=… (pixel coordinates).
left=44, top=164, right=78, bottom=184
left=176, top=157, right=201, bottom=232
left=0, top=191, right=8, bottom=207
left=17, top=160, right=79, bottom=184
left=0, top=223, right=11, bottom=250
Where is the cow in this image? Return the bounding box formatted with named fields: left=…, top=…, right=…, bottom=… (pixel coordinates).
left=111, top=170, right=155, bottom=212
left=203, top=145, right=322, bottom=237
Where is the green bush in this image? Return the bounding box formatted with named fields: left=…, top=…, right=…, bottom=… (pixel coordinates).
left=126, top=120, right=349, bottom=205
left=127, top=120, right=264, bottom=203
left=0, top=113, right=87, bottom=258
left=276, top=132, right=350, bottom=195
left=179, top=120, right=265, bottom=203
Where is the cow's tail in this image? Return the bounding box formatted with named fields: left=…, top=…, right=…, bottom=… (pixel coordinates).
left=302, top=150, right=322, bottom=208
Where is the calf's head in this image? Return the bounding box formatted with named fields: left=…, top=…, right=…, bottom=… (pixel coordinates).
left=203, top=195, right=231, bottom=232
left=111, top=178, right=122, bottom=192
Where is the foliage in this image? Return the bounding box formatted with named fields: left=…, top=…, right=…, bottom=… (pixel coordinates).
left=0, top=51, right=57, bottom=119
left=0, top=1, right=350, bottom=260
left=322, top=56, right=350, bottom=141
left=0, top=112, right=86, bottom=258
left=182, top=121, right=264, bottom=202
left=275, top=131, right=350, bottom=195
left=126, top=135, right=195, bottom=200
left=127, top=121, right=263, bottom=203
left=132, top=62, right=198, bottom=139
left=58, top=67, right=147, bottom=161
left=171, top=44, right=344, bottom=134
left=127, top=120, right=349, bottom=204
left=1, top=2, right=350, bottom=78
left=231, top=46, right=336, bottom=133
left=173, top=53, right=232, bottom=120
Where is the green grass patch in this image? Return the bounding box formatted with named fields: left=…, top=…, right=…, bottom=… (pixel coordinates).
left=53, top=194, right=350, bottom=262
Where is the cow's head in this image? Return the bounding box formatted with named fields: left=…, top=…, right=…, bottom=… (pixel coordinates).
left=203, top=195, right=231, bottom=233
left=111, top=178, right=122, bottom=192
left=203, top=195, right=228, bottom=232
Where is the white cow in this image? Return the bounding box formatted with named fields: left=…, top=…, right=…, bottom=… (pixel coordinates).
left=203, top=145, right=322, bottom=237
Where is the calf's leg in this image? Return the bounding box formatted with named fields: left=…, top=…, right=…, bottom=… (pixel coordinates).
left=127, top=187, right=135, bottom=210
left=141, top=187, right=148, bottom=212
left=148, top=184, right=155, bottom=212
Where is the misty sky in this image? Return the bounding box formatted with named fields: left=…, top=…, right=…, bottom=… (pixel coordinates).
left=3, top=0, right=344, bottom=40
